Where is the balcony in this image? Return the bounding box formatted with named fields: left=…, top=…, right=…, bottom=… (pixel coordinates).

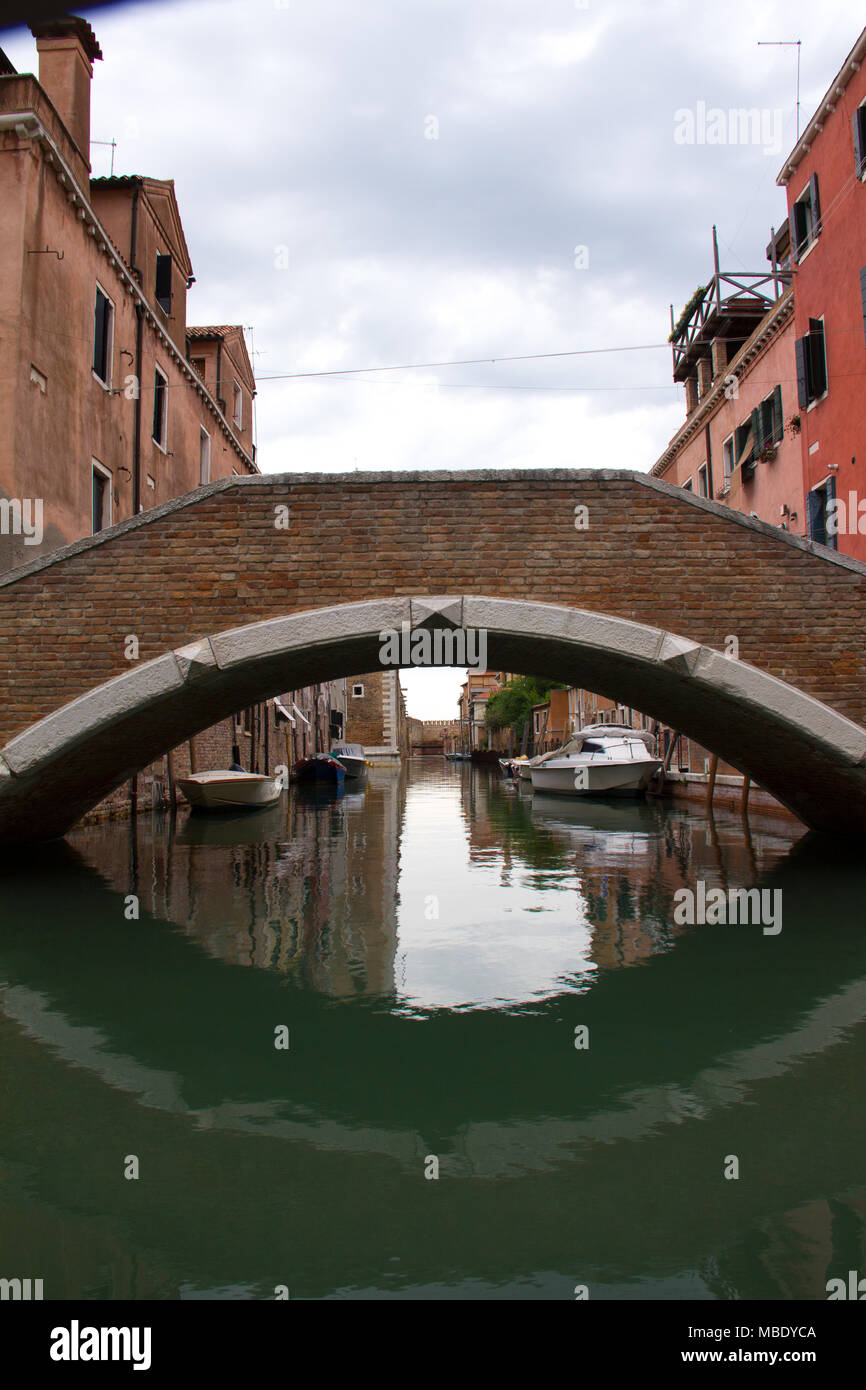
left=670, top=267, right=791, bottom=383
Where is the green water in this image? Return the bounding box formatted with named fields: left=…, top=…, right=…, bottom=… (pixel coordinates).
left=0, top=759, right=864, bottom=1300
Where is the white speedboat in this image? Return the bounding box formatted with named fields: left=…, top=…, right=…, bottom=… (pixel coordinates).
left=177, top=770, right=282, bottom=810
left=330, top=743, right=369, bottom=778
left=528, top=726, right=662, bottom=797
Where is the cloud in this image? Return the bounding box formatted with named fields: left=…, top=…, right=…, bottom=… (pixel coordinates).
left=1, top=0, right=858, bottom=475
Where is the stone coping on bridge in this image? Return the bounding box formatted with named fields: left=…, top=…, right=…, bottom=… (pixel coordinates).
left=2, top=467, right=865, bottom=589
left=4, top=597, right=866, bottom=839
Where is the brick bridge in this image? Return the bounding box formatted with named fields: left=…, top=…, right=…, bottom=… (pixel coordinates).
left=408, top=718, right=461, bottom=754
left=2, top=468, right=866, bottom=843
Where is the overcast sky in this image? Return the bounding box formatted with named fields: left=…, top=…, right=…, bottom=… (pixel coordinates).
left=2, top=0, right=858, bottom=715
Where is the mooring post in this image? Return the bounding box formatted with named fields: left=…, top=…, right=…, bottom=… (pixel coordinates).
left=705, top=753, right=719, bottom=814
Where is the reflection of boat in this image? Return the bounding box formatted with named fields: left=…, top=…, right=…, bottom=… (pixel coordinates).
left=445, top=752, right=471, bottom=761
left=175, top=802, right=288, bottom=845
left=529, top=727, right=661, bottom=796
left=176, top=770, right=282, bottom=810
left=530, top=793, right=662, bottom=834
left=330, top=743, right=369, bottom=778
left=292, top=754, right=346, bottom=785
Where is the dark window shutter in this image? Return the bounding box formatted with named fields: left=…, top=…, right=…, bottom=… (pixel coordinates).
left=751, top=406, right=763, bottom=457
left=826, top=476, right=838, bottom=550
left=809, top=173, right=821, bottom=235
left=809, top=318, right=827, bottom=397
left=772, top=384, right=783, bottom=440
left=860, top=267, right=866, bottom=346
left=807, top=489, right=825, bottom=545
left=93, top=291, right=108, bottom=378
left=155, top=254, right=172, bottom=313
left=791, top=202, right=804, bottom=262
left=795, top=336, right=809, bottom=407
left=855, top=110, right=865, bottom=177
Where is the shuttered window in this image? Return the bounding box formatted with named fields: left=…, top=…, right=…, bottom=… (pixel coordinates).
left=807, top=479, right=837, bottom=550
left=792, top=174, right=821, bottom=262
left=92, top=286, right=113, bottom=383
left=855, top=106, right=866, bottom=178
left=155, top=254, right=172, bottom=314
left=152, top=366, right=167, bottom=446
left=795, top=320, right=827, bottom=406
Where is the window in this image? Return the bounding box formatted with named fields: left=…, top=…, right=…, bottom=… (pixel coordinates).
left=807, top=477, right=837, bottom=550
left=233, top=382, right=243, bottom=427
left=854, top=103, right=866, bottom=178
left=722, top=434, right=735, bottom=486
left=155, top=254, right=172, bottom=314
left=92, top=460, right=111, bottom=533
left=682, top=477, right=693, bottom=492
left=756, top=385, right=783, bottom=448
left=92, top=285, right=113, bottom=385
left=697, top=463, right=709, bottom=497
left=352, top=684, right=365, bottom=697
left=199, top=427, right=211, bottom=485
left=792, top=175, right=821, bottom=261
left=734, top=417, right=756, bottom=476
left=152, top=366, right=167, bottom=447
left=795, top=318, right=827, bottom=408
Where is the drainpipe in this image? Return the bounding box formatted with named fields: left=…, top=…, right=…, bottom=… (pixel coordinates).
left=132, top=302, right=143, bottom=515
left=216, top=337, right=223, bottom=412
left=130, top=181, right=143, bottom=516
left=704, top=422, right=714, bottom=500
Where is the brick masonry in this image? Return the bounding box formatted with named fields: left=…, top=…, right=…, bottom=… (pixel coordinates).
left=2, top=469, right=866, bottom=746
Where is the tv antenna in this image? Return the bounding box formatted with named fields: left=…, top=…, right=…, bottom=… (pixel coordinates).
left=91, top=137, right=117, bottom=175
left=758, top=40, right=802, bottom=139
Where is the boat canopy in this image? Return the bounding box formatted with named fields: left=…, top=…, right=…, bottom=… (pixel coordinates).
left=532, top=727, right=657, bottom=764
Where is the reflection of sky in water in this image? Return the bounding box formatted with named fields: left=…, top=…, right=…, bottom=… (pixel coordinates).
left=394, top=775, right=596, bottom=1011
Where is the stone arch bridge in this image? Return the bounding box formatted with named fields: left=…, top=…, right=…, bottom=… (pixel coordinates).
left=2, top=468, right=866, bottom=843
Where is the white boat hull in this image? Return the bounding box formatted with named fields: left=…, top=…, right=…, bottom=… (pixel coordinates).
left=177, top=771, right=282, bottom=810
left=529, top=758, right=661, bottom=796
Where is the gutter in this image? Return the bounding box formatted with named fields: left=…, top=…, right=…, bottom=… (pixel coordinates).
left=0, top=111, right=258, bottom=474
left=776, top=27, right=866, bottom=185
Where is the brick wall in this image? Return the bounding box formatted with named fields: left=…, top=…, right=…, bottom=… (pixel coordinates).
left=3, top=470, right=866, bottom=751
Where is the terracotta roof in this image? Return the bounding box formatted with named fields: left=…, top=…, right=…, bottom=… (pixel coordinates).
left=91, top=175, right=143, bottom=187
left=186, top=325, right=242, bottom=338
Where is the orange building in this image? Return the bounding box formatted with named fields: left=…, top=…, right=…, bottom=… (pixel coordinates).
left=0, top=17, right=258, bottom=574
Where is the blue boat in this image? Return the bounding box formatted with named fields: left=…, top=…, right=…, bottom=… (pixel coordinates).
left=292, top=753, right=346, bottom=785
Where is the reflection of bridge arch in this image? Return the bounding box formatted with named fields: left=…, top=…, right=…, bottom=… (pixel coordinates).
left=2, top=594, right=866, bottom=841
left=1, top=831, right=865, bottom=1297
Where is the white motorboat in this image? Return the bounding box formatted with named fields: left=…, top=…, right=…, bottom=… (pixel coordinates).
left=330, top=743, right=369, bottom=778
left=528, top=726, right=662, bottom=797
left=177, top=769, right=282, bottom=810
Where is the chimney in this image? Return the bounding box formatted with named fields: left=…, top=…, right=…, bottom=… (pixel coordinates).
left=29, top=15, right=102, bottom=169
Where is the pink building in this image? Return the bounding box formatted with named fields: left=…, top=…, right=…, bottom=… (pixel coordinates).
left=0, top=15, right=258, bottom=574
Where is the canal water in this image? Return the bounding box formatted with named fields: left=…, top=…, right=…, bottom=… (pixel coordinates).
left=0, top=758, right=864, bottom=1300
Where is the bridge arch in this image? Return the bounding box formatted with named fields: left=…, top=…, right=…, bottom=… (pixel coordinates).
left=2, top=594, right=866, bottom=842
